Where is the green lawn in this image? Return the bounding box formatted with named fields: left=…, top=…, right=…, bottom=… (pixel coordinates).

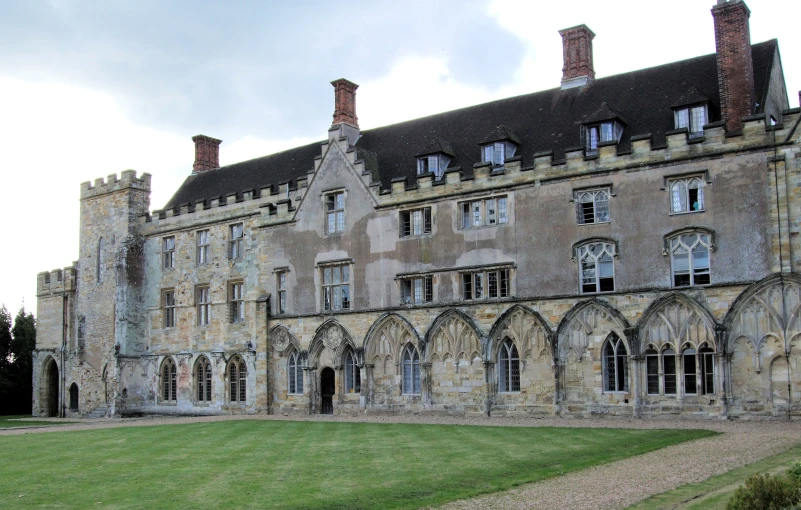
left=0, top=415, right=75, bottom=428
left=628, top=443, right=801, bottom=510
left=0, top=420, right=715, bottom=509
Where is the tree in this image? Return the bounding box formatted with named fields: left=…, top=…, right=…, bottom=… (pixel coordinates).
left=0, top=305, right=12, bottom=409
left=9, top=307, right=36, bottom=415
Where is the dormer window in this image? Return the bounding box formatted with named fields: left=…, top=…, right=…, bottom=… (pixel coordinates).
left=417, top=154, right=449, bottom=179
left=675, top=105, right=708, bottom=138
left=481, top=141, right=517, bottom=168
left=585, top=121, right=622, bottom=155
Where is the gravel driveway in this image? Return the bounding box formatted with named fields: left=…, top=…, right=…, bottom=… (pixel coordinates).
left=3, top=414, right=799, bottom=509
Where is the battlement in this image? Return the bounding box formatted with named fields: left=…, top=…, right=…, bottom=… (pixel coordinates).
left=80, top=170, right=152, bottom=200
left=37, top=265, right=77, bottom=296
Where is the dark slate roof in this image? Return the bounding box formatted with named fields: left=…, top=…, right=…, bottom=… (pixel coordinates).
left=164, top=40, right=778, bottom=209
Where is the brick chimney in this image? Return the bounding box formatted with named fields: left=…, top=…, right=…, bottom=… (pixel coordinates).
left=559, top=24, right=595, bottom=90
left=712, top=0, right=755, bottom=132
left=329, top=78, right=360, bottom=146
left=192, top=134, right=222, bottom=173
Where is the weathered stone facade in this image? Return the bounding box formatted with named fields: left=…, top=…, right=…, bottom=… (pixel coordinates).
left=34, top=1, right=801, bottom=419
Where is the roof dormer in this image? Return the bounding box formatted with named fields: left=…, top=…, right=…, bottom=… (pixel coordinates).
left=583, top=103, right=625, bottom=156
left=480, top=125, right=520, bottom=169
left=415, top=138, right=454, bottom=180
left=672, top=87, right=711, bottom=139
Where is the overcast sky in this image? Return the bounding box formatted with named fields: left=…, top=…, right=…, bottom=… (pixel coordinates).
left=1, top=0, right=799, bottom=317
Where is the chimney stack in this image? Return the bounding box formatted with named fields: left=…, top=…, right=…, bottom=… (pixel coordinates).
left=712, top=0, right=755, bottom=132
left=331, top=78, right=359, bottom=128
left=192, top=134, right=222, bottom=173
left=559, top=25, right=595, bottom=90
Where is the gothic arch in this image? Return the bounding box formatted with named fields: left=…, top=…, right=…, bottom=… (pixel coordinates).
left=269, top=325, right=301, bottom=356
left=363, top=313, right=422, bottom=372
left=308, top=319, right=355, bottom=367
left=725, top=273, right=801, bottom=355
left=486, top=304, right=553, bottom=361
left=638, top=293, right=717, bottom=353
left=423, top=309, right=483, bottom=363
left=556, top=299, right=630, bottom=361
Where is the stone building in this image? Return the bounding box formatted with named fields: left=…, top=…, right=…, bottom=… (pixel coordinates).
left=34, top=0, right=801, bottom=419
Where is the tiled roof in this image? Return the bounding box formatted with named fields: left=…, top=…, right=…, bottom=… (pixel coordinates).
left=164, top=40, right=778, bottom=210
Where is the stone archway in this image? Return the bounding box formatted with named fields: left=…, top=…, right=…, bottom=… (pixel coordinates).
left=41, top=357, right=59, bottom=417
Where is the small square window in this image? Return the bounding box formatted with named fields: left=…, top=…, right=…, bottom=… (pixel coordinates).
left=674, top=105, right=707, bottom=138
left=481, top=141, right=516, bottom=168
left=400, top=207, right=432, bottom=237
left=575, top=189, right=610, bottom=224
left=163, top=236, right=175, bottom=269
left=400, top=275, right=433, bottom=305
left=585, top=121, right=621, bottom=155
left=325, top=192, right=345, bottom=234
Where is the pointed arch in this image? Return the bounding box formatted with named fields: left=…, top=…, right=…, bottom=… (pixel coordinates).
left=486, top=304, right=553, bottom=361
left=363, top=313, right=422, bottom=369
left=725, top=273, right=801, bottom=355
left=269, top=325, right=301, bottom=356
left=226, top=355, right=247, bottom=403
left=308, top=319, right=355, bottom=366
left=423, top=309, right=483, bottom=363
left=194, top=355, right=212, bottom=403
left=637, top=293, right=718, bottom=353
left=556, top=299, right=630, bottom=361
left=160, top=356, right=177, bottom=403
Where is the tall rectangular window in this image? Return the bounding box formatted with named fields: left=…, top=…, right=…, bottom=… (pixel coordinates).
left=400, top=207, right=432, bottom=237
left=229, top=223, right=243, bottom=260
left=459, top=196, right=509, bottom=229
left=277, top=271, right=287, bottom=315
left=322, top=264, right=350, bottom=311
left=196, top=285, right=210, bottom=326
left=162, top=290, right=176, bottom=328
left=196, top=230, right=210, bottom=264
left=400, top=275, right=433, bottom=305
left=326, top=191, right=345, bottom=234
left=163, top=236, right=175, bottom=269
left=462, top=269, right=509, bottom=300
left=229, top=281, right=244, bottom=323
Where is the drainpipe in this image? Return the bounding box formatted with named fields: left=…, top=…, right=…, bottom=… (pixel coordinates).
left=61, top=294, right=68, bottom=418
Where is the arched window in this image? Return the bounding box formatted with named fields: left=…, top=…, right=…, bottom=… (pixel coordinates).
left=578, top=242, right=615, bottom=293
left=603, top=334, right=628, bottom=392
left=662, top=348, right=677, bottom=395
left=344, top=349, right=361, bottom=393
left=498, top=339, right=520, bottom=392
left=196, top=357, right=212, bottom=403
left=97, top=237, right=105, bottom=283
left=669, top=233, right=710, bottom=287
left=69, top=383, right=79, bottom=411
left=700, top=344, right=715, bottom=395
left=683, top=347, right=697, bottom=394
left=288, top=350, right=303, bottom=395
left=161, top=358, right=177, bottom=402
left=576, top=189, right=610, bottom=224
left=670, top=177, right=704, bottom=213
left=401, top=344, right=420, bottom=395
left=228, top=357, right=247, bottom=403
left=645, top=347, right=659, bottom=395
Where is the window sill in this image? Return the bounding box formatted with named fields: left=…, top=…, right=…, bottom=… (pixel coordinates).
left=577, top=220, right=611, bottom=226
left=399, top=234, right=433, bottom=240
left=669, top=209, right=705, bottom=216
left=580, top=290, right=615, bottom=296
left=499, top=391, right=521, bottom=395
left=158, top=402, right=177, bottom=406
left=459, top=223, right=509, bottom=231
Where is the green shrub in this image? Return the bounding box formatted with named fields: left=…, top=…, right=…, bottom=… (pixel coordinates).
left=727, top=466, right=801, bottom=510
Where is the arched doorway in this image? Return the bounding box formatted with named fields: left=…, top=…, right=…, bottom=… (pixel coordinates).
left=320, top=367, right=335, bottom=414
left=41, top=358, right=59, bottom=417
left=69, top=383, right=79, bottom=411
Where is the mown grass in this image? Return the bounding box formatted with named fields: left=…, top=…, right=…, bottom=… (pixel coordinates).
left=0, top=415, right=76, bottom=428
left=0, top=420, right=715, bottom=509
left=628, top=443, right=801, bottom=510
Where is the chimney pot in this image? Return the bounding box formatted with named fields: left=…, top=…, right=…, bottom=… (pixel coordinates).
left=712, top=0, right=755, bottom=132
left=192, top=134, right=222, bottom=173
left=559, top=24, right=595, bottom=90
left=331, top=78, right=359, bottom=128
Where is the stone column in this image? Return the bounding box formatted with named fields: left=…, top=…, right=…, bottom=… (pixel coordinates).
left=715, top=324, right=729, bottom=417
left=483, top=360, right=492, bottom=416
left=625, top=326, right=641, bottom=417
left=422, top=362, right=432, bottom=407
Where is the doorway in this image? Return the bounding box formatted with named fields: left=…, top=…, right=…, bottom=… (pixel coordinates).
left=320, top=367, right=335, bottom=414
left=42, top=358, right=59, bottom=417
left=69, top=383, right=79, bottom=411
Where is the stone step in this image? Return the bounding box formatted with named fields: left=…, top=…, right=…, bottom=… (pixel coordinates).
left=84, top=408, right=107, bottom=419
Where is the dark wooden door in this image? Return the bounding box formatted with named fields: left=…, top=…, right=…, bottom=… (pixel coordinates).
left=321, top=367, right=335, bottom=414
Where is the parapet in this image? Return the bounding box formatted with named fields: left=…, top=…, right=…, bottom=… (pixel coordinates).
left=37, top=266, right=77, bottom=297
left=80, top=170, right=152, bottom=200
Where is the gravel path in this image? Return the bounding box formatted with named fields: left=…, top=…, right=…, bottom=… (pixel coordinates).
left=3, top=414, right=800, bottom=509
